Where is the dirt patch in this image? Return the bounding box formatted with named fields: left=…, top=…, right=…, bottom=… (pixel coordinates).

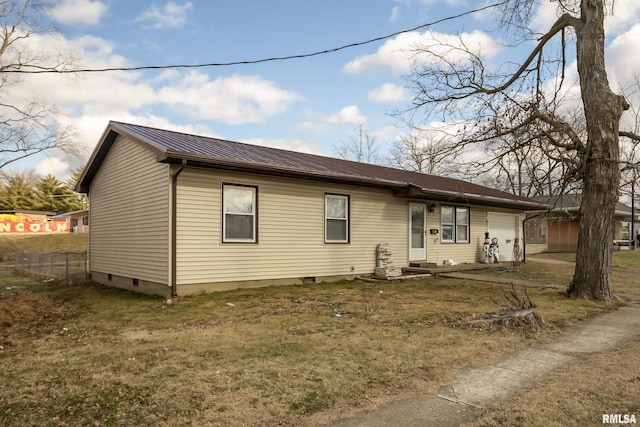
left=0, top=288, right=76, bottom=346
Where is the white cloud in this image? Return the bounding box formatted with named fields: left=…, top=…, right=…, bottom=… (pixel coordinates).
left=369, top=83, right=410, bottom=103
left=297, top=120, right=328, bottom=133
left=136, top=1, right=193, bottom=29
left=529, top=1, right=561, bottom=34
left=604, top=0, right=640, bottom=35
left=34, top=157, right=72, bottom=178
left=18, top=35, right=155, bottom=116
left=151, top=69, right=182, bottom=83
left=535, top=9, right=640, bottom=113
left=47, top=0, right=107, bottom=25
left=328, top=105, right=366, bottom=124
left=373, top=125, right=399, bottom=142
left=297, top=106, right=368, bottom=132
left=389, top=6, right=400, bottom=22
left=17, top=33, right=300, bottom=126
left=157, top=72, right=301, bottom=125
left=3, top=28, right=307, bottom=173
left=529, top=0, right=640, bottom=37
left=606, top=24, right=640, bottom=118
left=344, top=30, right=502, bottom=76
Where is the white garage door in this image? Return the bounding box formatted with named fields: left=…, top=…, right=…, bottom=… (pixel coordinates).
left=487, top=213, right=521, bottom=262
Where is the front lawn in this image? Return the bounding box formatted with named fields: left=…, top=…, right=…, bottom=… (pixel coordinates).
left=0, top=270, right=618, bottom=427
left=528, top=249, right=640, bottom=269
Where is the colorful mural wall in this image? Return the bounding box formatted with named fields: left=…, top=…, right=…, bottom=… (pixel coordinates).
left=0, top=213, right=69, bottom=233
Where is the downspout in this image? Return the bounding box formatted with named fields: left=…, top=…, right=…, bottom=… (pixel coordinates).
left=522, top=215, right=528, bottom=263
left=171, top=159, right=187, bottom=298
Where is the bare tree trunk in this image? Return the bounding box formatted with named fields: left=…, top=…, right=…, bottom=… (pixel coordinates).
left=570, top=0, right=628, bottom=300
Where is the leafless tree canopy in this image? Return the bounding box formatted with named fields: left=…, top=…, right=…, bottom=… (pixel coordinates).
left=0, top=0, right=80, bottom=170
left=333, top=124, right=381, bottom=164
left=404, top=0, right=640, bottom=301
left=387, top=128, right=464, bottom=176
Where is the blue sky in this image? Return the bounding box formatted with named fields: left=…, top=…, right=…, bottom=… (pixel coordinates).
left=10, top=0, right=640, bottom=179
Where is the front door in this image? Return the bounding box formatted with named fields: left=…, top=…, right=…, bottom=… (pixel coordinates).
left=409, top=203, right=427, bottom=261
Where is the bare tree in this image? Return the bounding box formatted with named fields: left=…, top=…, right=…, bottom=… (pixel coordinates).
left=0, top=0, right=80, bottom=170
left=468, top=102, right=586, bottom=197
left=387, top=128, right=463, bottom=176
left=333, top=124, right=380, bottom=164
left=405, top=1, right=640, bottom=301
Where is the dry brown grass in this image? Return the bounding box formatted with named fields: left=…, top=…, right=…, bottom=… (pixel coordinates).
left=0, top=270, right=619, bottom=427
left=0, top=233, right=88, bottom=254
left=482, top=257, right=640, bottom=298
left=467, top=337, right=640, bottom=427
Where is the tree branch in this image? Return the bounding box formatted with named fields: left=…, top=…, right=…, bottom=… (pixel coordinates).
left=619, top=131, right=640, bottom=142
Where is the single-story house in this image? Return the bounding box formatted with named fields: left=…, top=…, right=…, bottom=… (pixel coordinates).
left=525, top=194, right=639, bottom=252
left=64, top=209, right=89, bottom=233
left=76, top=121, right=546, bottom=296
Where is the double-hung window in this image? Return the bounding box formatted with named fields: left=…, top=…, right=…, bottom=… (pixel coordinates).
left=223, top=184, right=257, bottom=243
left=325, top=194, right=349, bottom=243
left=441, top=206, right=469, bottom=243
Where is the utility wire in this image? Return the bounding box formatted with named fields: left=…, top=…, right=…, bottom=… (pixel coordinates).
left=2, top=1, right=505, bottom=74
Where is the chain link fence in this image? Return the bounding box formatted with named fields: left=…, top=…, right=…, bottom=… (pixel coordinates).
left=14, top=251, right=88, bottom=282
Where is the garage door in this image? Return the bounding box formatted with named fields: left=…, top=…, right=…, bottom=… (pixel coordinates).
left=487, top=213, right=521, bottom=262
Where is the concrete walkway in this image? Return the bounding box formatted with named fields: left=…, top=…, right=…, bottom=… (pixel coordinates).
left=436, top=271, right=566, bottom=291
left=321, top=303, right=640, bottom=427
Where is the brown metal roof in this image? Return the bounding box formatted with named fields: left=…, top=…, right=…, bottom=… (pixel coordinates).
left=76, top=121, right=548, bottom=210
left=533, top=194, right=637, bottom=217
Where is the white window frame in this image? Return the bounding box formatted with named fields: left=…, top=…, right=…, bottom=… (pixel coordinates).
left=455, top=207, right=470, bottom=243
left=325, top=194, right=349, bottom=243
left=441, top=206, right=455, bottom=242
left=441, top=205, right=469, bottom=243
left=222, top=184, right=257, bottom=243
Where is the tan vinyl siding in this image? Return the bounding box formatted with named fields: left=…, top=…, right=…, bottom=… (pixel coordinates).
left=425, top=205, right=490, bottom=265
left=175, top=168, right=408, bottom=285
left=89, top=136, right=170, bottom=284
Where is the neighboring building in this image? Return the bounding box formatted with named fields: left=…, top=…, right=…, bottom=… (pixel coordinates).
left=0, top=210, right=69, bottom=233
left=76, top=121, right=546, bottom=297
left=65, top=209, right=89, bottom=233
left=525, top=194, right=639, bottom=253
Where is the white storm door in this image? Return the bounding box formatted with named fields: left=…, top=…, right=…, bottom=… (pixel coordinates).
left=409, top=203, right=427, bottom=261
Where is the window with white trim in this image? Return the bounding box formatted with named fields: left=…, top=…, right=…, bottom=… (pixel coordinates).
left=325, top=194, right=349, bottom=243
left=223, top=184, right=257, bottom=243
left=441, top=206, right=469, bottom=243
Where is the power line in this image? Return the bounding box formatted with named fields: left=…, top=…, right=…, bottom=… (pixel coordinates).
left=2, top=2, right=505, bottom=74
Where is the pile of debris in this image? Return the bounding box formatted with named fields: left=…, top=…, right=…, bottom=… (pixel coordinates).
left=445, top=285, right=546, bottom=334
